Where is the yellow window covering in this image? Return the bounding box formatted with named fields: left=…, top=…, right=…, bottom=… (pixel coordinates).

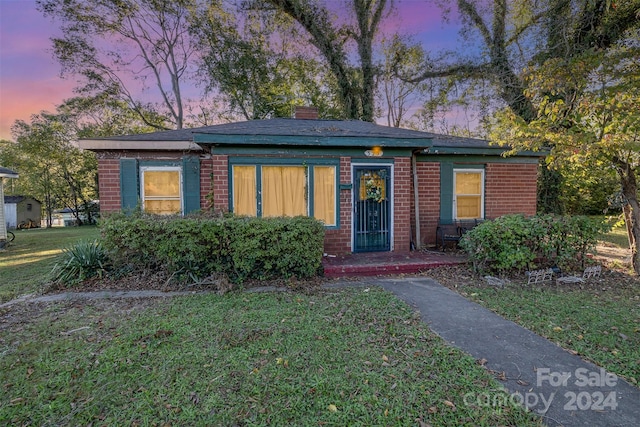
left=313, top=166, right=336, bottom=226
left=144, top=171, right=180, bottom=197
left=142, top=170, right=181, bottom=215
left=455, top=172, right=482, bottom=219
left=144, top=200, right=182, bottom=215
left=262, top=166, right=306, bottom=217
left=233, top=166, right=257, bottom=216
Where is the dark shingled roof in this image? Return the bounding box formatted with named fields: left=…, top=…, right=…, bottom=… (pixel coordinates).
left=4, top=195, right=25, bottom=204
left=0, top=166, right=19, bottom=177
left=90, top=118, right=495, bottom=149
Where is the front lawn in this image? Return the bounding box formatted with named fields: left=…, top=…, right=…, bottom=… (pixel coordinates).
left=0, top=288, right=541, bottom=426
left=465, top=281, right=640, bottom=385
left=0, top=226, right=100, bottom=303
left=428, top=267, right=640, bottom=387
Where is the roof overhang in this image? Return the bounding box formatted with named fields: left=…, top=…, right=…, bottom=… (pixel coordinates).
left=78, top=139, right=203, bottom=151
left=419, top=146, right=545, bottom=157
left=193, top=133, right=435, bottom=149
left=0, top=167, right=19, bottom=179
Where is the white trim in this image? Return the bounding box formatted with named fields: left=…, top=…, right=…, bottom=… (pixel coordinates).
left=453, top=168, right=485, bottom=219
left=139, top=166, right=184, bottom=215
left=78, top=140, right=203, bottom=151
left=351, top=163, right=395, bottom=252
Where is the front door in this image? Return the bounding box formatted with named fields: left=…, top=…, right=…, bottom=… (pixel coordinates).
left=353, top=166, right=391, bottom=252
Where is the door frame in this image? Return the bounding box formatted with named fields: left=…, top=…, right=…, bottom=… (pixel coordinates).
left=351, top=162, right=394, bottom=252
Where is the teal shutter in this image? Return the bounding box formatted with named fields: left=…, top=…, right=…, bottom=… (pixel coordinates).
left=439, top=162, right=453, bottom=222
left=120, top=159, right=139, bottom=212
left=183, top=156, right=201, bottom=214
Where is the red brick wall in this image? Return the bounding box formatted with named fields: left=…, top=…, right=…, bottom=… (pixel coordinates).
left=200, top=158, right=213, bottom=211
left=211, top=155, right=229, bottom=214
left=324, top=157, right=352, bottom=255
left=413, top=160, right=538, bottom=247
left=97, top=158, right=121, bottom=212
left=412, top=162, right=441, bottom=247
left=393, top=157, right=412, bottom=253
left=485, top=163, right=538, bottom=218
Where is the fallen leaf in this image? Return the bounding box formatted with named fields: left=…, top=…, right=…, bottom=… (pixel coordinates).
left=428, top=406, right=438, bottom=414
left=384, top=408, right=389, bottom=416
left=443, top=400, right=456, bottom=410
left=477, top=358, right=487, bottom=366
left=154, top=330, right=173, bottom=338
left=553, top=326, right=563, bottom=332
left=382, top=354, right=389, bottom=362
left=327, top=404, right=338, bottom=412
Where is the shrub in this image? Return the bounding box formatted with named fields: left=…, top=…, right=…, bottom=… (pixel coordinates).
left=51, top=239, right=109, bottom=286
left=99, top=212, right=325, bottom=284
left=459, top=214, right=609, bottom=275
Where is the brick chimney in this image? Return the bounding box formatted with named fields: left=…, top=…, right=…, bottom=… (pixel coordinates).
left=294, top=106, right=319, bottom=120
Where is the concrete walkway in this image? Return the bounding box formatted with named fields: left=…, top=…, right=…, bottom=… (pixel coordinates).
left=2, top=278, right=639, bottom=426
left=369, top=277, right=640, bottom=427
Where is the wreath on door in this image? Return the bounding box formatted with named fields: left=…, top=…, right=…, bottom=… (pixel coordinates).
left=363, top=173, right=385, bottom=202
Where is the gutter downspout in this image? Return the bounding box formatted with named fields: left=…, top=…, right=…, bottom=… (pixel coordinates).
left=411, top=151, right=421, bottom=250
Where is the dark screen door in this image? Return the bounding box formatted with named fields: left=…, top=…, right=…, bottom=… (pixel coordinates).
left=354, top=166, right=391, bottom=252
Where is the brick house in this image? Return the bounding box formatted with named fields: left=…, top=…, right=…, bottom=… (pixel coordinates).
left=79, top=108, right=541, bottom=254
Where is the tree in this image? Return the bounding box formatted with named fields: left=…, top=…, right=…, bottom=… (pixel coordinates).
left=258, top=0, right=392, bottom=122
left=410, top=0, right=640, bottom=122
left=410, top=0, right=640, bottom=274
left=190, top=2, right=341, bottom=120
left=489, top=36, right=640, bottom=272
left=38, top=0, right=198, bottom=130
left=378, top=35, right=428, bottom=127
left=5, top=113, right=88, bottom=227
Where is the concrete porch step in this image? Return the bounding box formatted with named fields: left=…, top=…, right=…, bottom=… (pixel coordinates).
left=322, top=250, right=466, bottom=278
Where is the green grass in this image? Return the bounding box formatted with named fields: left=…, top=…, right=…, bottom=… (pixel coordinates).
left=0, top=289, right=541, bottom=426
left=600, top=224, right=631, bottom=248
left=461, top=284, right=640, bottom=386
left=596, top=215, right=630, bottom=248
left=0, top=226, right=100, bottom=302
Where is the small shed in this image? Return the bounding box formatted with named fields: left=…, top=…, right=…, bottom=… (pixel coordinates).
left=0, top=166, right=19, bottom=245
left=3, top=196, right=42, bottom=229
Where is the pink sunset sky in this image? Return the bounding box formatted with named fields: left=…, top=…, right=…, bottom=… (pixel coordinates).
left=0, top=0, right=461, bottom=141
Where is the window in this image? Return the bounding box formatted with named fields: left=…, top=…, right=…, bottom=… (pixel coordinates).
left=230, top=162, right=338, bottom=227
left=262, top=166, right=307, bottom=217
left=454, top=170, right=484, bottom=219
left=27, top=203, right=32, bottom=211
left=140, top=167, right=182, bottom=215
left=313, top=166, right=336, bottom=226
left=232, top=165, right=257, bottom=216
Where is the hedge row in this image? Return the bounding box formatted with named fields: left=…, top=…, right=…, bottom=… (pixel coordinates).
left=459, top=214, right=610, bottom=274
left=99, top=213, right=325, bottom=283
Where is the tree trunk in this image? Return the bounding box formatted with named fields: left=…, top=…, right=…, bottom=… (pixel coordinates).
left=622, top=204, right=636, bottom=250
left=616, top=159, right=640, bottom=274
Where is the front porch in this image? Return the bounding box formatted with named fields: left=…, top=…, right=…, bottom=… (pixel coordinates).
left=322, top=250, right=466, bottom=278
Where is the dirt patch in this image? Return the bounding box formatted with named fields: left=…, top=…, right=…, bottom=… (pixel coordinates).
left=44, top=269, right=328, bottom=295
left=594, top=243, right=632, bottom=267
left=0, top=297, right=162, bottom=336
